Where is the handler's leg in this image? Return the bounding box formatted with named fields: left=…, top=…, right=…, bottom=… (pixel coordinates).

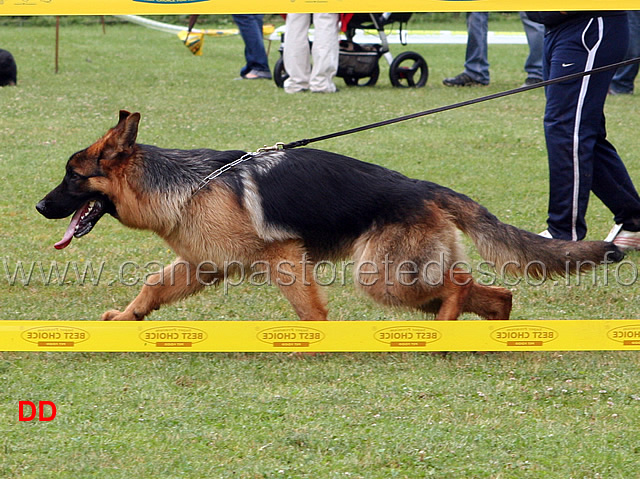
left=586, top=16, right=640, bottom=233
left=544, top=15, right=628, bottom=240
left=591, top=135, right=640, bottom=231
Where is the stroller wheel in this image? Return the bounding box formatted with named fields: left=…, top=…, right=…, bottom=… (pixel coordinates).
left=273, top=58, right=288, bottom=88
left=343, top=64, right=380, bottom=87
left=389, top=51, right=428, bottom=88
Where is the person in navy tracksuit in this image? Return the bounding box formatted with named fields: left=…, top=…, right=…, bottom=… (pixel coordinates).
left=528, top=11, right=640, bottom=249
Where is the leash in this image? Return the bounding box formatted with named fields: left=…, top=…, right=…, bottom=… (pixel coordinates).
left=280, top=56, right=640, bottom=150
left=196, top=56, right=640, bottom=192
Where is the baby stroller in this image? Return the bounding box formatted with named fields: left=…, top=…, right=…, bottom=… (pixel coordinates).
left=273, top=13, right=429, bottom=88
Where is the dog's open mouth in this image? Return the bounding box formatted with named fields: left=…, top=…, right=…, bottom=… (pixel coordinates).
left=54, top=199, right=108, bottom=249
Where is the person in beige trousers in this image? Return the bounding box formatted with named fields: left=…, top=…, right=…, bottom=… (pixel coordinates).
left=283, top=13, right=340, bottom=93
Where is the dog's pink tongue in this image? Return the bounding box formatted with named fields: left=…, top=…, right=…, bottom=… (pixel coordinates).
left=54, top=205, right=87, bottom=250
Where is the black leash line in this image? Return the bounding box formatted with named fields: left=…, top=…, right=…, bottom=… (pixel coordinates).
left=280, top=56, right=640, bottom=150
left=197, top=56, right=640, bottom=192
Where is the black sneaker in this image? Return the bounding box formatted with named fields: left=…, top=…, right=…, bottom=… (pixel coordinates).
left=522, top=77, right=543, bottom=87
left=608, top=87, right=632, bottom=95
left=443, top=72, right=488, bottom=87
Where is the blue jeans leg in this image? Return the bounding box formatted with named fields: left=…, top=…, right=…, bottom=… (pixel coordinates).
left=610, top=10, right=640, bottom=94
left=520, top=12, right=544, bottom=80
left=464, top=12, right=490, bottom=84
left=232, top=14, right=270, bottom=76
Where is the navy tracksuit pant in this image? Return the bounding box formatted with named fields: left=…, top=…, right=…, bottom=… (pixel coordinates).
left=543, top=13, right=640, bottom=241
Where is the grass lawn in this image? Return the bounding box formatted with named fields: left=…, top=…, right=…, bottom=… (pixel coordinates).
left=1, top=15, right=640, bottom=478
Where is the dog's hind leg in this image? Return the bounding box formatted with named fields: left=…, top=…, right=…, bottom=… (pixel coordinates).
left=352, top=218, right=473, bottom=319
left=263, top=241, right=328, bottom=321
left=420, top=271, right=512, bottom=320
left=433, top=269, right=473, bottom=320
left=462, top=282, right=512, bottom=320
left=102, top=258, right=217, bottom=321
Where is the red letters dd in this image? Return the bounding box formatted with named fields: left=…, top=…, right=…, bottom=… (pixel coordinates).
left=19, top=401, right=57, bottom=421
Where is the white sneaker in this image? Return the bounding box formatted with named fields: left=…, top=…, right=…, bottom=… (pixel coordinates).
left=605, top=224, right=640, bottom=250
left=539, top=229, right=553, bottom=239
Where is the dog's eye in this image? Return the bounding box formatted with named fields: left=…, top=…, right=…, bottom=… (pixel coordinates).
left=68, top=172, right=82, bottom=181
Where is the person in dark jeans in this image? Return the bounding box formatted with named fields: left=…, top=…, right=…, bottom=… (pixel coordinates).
left=528, top=11, right=640, bottom=249
left=232, top=14, right=272, bottom=80
left=609, top=10, right=640, bottom=95
left=443, top=12, right=544, bottom=87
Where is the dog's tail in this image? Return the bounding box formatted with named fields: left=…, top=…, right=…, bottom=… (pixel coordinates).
left=433, top=187, right=624, bottom=278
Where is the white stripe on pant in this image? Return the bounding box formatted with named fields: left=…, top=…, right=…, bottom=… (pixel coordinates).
left=570, top=17, right=603, bottom=241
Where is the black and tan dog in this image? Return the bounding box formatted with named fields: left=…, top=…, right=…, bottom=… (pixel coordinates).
left=36, top=111, right=623, bottom=321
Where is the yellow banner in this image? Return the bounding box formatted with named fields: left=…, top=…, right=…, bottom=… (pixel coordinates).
left=0, top=0, right=637, bottom=16
left=2, top=320, right=640, bottom=352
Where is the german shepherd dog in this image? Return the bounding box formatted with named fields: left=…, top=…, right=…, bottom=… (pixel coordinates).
left=36, top=111, right=623, bottom=321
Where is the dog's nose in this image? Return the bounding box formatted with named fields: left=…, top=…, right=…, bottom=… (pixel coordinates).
left=36, top=199, right=47, bottom=216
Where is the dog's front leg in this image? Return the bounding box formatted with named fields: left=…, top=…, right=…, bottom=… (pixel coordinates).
left=102, top=258, right=218, bottom=321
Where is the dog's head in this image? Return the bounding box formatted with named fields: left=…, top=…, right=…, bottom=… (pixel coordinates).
left=36, top=110, right=140, bottom=249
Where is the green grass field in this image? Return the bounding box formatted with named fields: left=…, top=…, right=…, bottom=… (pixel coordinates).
left=2, top=15, right=640, bottom=478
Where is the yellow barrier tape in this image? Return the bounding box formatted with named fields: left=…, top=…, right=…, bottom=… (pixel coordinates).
left=0, top=0, right=637, bottom=16
left=2, top=320, right=640, bottom=352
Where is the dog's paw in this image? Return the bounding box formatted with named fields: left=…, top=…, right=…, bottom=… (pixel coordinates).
left=102, top=309, right=137, bottom=321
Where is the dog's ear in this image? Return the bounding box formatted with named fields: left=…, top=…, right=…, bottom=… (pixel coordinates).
left=113, top=111, right=141, bottom=152
left=118, top=110, right=131, bottom=124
